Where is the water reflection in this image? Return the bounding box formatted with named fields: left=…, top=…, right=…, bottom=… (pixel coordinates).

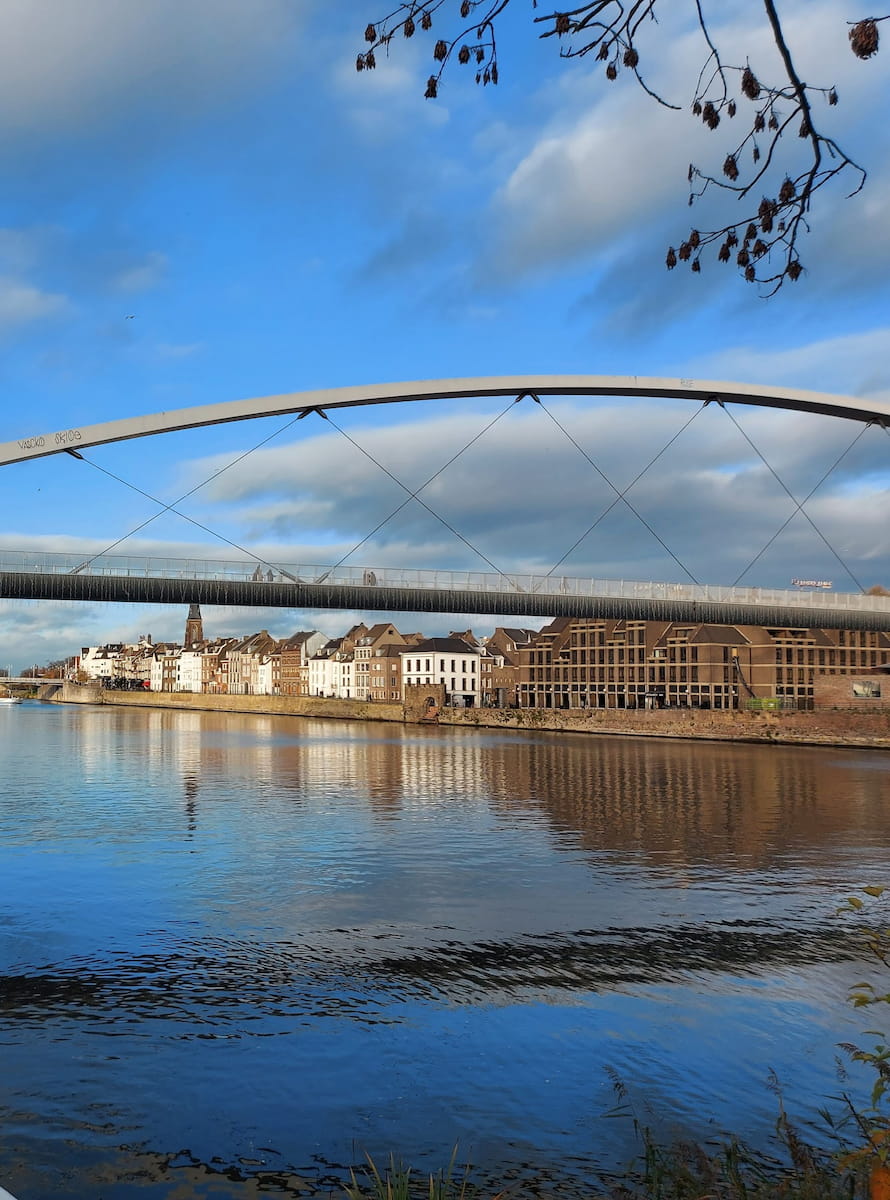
left=0, top=703, right=887, bottom=1198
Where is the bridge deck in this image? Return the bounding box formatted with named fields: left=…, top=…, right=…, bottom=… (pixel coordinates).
left=1, top=552, right=888, bottom=631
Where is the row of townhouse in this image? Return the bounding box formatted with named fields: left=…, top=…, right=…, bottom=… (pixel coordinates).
left=74, top=607, right=890, bottom=710
left=74, top=612, right=528, bottom=707
left=307, top=623, right=516, bottom=707
left=75, top=606, right=330, bottom=696
left=78, top=631, right=328, bottom=695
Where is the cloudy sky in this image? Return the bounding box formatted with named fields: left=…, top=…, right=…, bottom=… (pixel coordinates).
left=0, top=0, right=888, bottom=671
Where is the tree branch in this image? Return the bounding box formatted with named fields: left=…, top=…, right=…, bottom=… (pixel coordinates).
left=354, top=1, right=885, bottom=293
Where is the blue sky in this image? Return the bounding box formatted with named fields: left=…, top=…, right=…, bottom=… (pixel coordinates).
left=0, top=0, right=888, bottom=670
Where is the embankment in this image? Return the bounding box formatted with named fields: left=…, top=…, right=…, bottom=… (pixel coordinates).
left=45, top=682, right=890, bottom=748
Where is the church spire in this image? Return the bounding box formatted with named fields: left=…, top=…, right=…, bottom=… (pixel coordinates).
left=184, top=603, right=203, bottom=647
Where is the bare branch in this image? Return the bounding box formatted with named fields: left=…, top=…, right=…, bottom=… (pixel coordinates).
left=354, top=1, right=886, bottom=294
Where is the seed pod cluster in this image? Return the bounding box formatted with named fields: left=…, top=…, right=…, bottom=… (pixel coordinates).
left=723, top=154, right=739, bottom=181
left=849, top=19, right=879, bottom=59
left=758, top=198, right=778, bottom=232
left=741, top=67, right=760, bottom=100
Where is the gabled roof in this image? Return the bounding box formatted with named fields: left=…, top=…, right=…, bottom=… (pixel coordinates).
left=687, top=624, right=751, bottom=645
left=373, top=643, right=409, bottom=659
left=278, top=631, right=318, bottom=651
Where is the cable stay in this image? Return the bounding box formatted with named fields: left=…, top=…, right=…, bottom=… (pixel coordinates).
left=719, top=406, right=869, bottom=593
left=526, top=394, right=702, bottom=587
left=304, top=396, right=526, bottom=587
left=65, top=412, right=309, bottom=578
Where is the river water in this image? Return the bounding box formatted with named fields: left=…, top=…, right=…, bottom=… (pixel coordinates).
left=1, top=700, right=888, bottom=1198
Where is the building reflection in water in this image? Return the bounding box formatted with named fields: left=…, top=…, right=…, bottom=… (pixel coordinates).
left=82, top=707, right=888, bottom=883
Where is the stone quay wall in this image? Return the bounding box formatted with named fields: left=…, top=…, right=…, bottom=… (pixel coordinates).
left=45, top=682, right=890, bottom=748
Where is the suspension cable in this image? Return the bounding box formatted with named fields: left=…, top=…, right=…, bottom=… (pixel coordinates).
left=68, top=413, right=306, bottom=573
left=530, top=395, right=701, bottom=585
left=313, top=400, right=527, bottom=582
left=720, top=405, right=868, bottom=592
left=731, top=421, right=871, bottom=586
left=543, top=403, right=706, bottom=579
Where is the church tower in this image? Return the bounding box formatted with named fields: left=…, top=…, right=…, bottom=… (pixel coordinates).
left=184, top=603, right=204, bottom=648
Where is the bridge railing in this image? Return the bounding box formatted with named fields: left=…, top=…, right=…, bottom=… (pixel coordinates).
left=2, top=549, right=889, bottom=616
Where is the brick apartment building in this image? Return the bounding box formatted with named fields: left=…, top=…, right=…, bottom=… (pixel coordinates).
left=516, top=618, right=890, bottom=710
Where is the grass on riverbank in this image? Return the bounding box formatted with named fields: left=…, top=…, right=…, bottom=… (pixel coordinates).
left=343, top=1122, right=867, bottom=1200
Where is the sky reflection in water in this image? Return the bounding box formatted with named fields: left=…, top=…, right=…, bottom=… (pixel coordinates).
left=1, top=701, right=888, bottom=1198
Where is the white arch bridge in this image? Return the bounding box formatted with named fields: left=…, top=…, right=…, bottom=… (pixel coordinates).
left=1, top=375, right=889, bottom=631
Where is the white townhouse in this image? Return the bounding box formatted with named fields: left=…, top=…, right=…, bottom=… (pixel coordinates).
left=309, top=639, right=357, bottom=698
left=400, top=636, right=483, bottom=708
left=149, top=644, right=181, bottom=692
left=80, top=637, right=154, bottom=684
left=177, top=647, right=205, bottom=693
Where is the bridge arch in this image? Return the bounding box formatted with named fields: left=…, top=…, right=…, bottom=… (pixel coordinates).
left=2, top=375, right=889, bottom=467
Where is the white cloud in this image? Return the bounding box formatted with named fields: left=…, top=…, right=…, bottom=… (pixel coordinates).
left=0, top=276, right=68, bottom=325
left=695, top=327, right=890, bottom=400
left=112, top=252, right=168, bottom=294
left=0, top=0, right=303, bottom=143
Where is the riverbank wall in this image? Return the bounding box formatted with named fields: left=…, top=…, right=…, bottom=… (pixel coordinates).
left=45, top=682, right=890, bottom=748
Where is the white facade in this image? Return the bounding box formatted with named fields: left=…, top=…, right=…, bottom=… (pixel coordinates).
left=149, top=647, right=180, bottom=691
left=177, top=649, right=204, bottom=692
left=308, top=653, right=335, bottom=697
left=331, top=652, right=354, bottom=698
left=80, top=640, right=153, bottom=683
left=400, top=640, right=483, bottom=707
left=309, top=645, right=354, bottom=697
left=254, top=657, right=274, bottom=696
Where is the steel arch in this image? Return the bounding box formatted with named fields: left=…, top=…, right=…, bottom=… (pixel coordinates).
left=2, top=375, right=889, bottom=467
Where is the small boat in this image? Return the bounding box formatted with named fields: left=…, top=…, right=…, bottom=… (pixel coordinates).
left=0, top=695, right=22, bottom=704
